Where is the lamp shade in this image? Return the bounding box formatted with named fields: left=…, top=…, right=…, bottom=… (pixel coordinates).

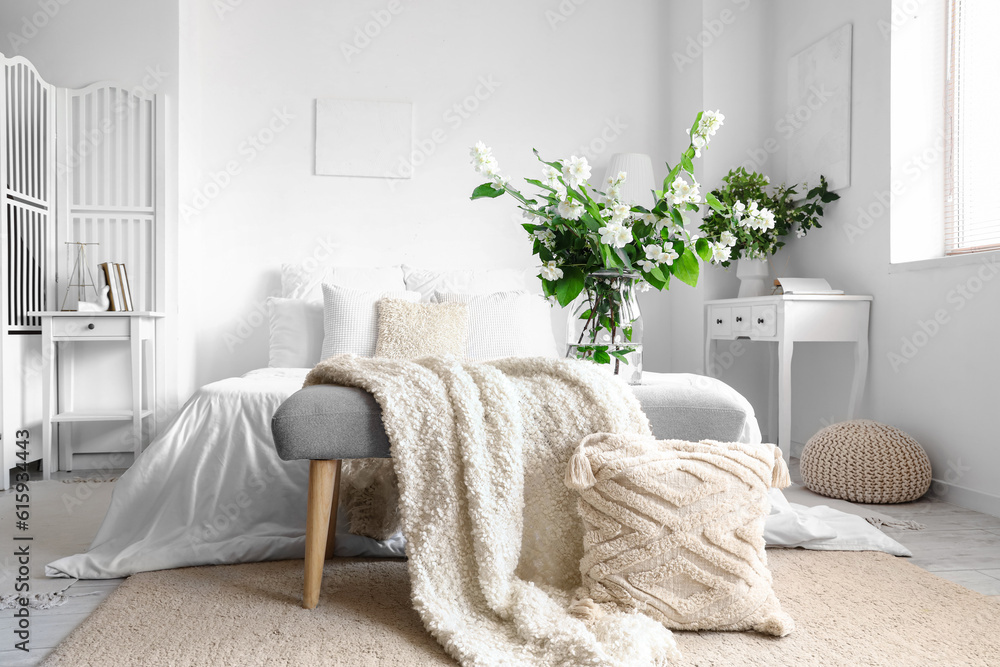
left=603, top=153, right=655, bottom=207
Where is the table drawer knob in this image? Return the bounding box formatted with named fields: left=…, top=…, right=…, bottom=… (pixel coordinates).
left=87, top=323, right=95, bottom=330
left=757, top=317, right=764, bottom=324
left=716, top=318, right=723, bottom=324
left=736, top=316, right=742, bottom=322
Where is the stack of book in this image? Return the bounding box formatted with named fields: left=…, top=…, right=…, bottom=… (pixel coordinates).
left=99, top=262, right=134, bottom=311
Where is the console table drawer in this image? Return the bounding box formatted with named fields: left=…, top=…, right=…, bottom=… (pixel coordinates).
left=752, top=305, right=777, bottom=337
left=732, top=306, right=752, bottom=333
left=709, top=307, right=732, bottom=336
left=52, top=316, right=130, bottom=338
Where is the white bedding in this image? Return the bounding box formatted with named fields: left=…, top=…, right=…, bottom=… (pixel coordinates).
left=46, top=367, right=904, bottom=580
left=46, top=368, right=403, bottom=580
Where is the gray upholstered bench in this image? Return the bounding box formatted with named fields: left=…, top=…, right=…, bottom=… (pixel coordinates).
left=270, top=371, right=758, bottom=608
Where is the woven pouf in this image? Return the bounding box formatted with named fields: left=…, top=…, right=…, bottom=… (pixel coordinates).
left=800, top=420, right=932, bottom=504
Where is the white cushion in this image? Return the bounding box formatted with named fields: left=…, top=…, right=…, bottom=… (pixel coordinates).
left=402, top=265, right=535, bottom=301
left=266, top=297, right=324, bottom=368
left=282, top=264, right=406, bottom=302
left=321, top=284, right=420, bottom=359
left=434, top=291, right=559, bottom=360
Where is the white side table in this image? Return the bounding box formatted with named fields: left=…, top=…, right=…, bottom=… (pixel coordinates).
left=703, top=295, right=872, bottom=462
left=30, top=311, right=164, bottom=477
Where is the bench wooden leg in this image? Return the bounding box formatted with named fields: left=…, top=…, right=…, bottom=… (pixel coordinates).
left=304, top=459, right=341, bottom=609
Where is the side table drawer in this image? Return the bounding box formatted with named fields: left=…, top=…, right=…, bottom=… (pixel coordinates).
left=709, top=307, right=732, bottom=337
left=732, top=306, right=752, bottom=333
left=751, top=305, right=777, bottom=337
left=52, top=316, right=130, bottom=338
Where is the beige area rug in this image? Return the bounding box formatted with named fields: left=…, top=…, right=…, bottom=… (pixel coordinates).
left=0, top=478, right=115, bottom=608
left=42, top=551, right=1000, bottom=667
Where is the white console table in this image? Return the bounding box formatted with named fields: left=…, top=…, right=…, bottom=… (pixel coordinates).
left=31, top=311, right=163, bottom=478
left=703, top=295, right=872, bottom=462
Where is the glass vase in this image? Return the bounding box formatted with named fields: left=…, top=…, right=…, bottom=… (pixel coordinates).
left=566, top=270, right=644, bottom=385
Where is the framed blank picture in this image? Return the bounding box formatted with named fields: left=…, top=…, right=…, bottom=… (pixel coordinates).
left=315, top=98, right=413, bottom=179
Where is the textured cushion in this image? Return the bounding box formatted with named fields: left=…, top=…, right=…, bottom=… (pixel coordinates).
left=433, top=290, right=558, bottom=360
left=320, top=284, right=420, bottom=360
left=282, top=264, right=405, bottom=303
left=800, top=420, right=932, bottom=504
left=402, top=265, right=533, bottom=301
left=374, top=299, right=469, bottom=359
left=565, top=433, right=794, bottom=636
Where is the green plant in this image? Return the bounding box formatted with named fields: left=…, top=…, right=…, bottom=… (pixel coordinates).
left=698, top=167, right=840, bottom=267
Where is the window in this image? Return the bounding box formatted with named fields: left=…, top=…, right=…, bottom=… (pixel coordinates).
left=944, top=0, right=1000, bottom=255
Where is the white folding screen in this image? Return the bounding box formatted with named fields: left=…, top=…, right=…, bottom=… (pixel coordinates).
left=56, top=82, right=158, bottom=311
left=1, top=56, right=55, bottom=331
left=0, top=54, right=161, bottom=489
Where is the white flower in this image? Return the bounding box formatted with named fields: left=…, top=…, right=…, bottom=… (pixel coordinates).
left=562, top=155, right=592, bottom=188
left=667, top=177, right=701, bottom=206
left=637, top=259, right=657, bottom=273
left=758, top=208, right=776, bottom=231
left=661, top=247, right=679, bottom=266
left=733, top=201, right=746, bottom=215
left=490, top=174, right=509, bottom=191
left=533, top=228, right=555, bottom=246
left=604, top=186, right=621, bottom=204
left=610, top=203, right=631, bottom=223
left=606, top=171, right=627, bottom=189
left=541, top=165, right=562, bottom=188
left=691, top=133, right=707, bottom=157
left=553, top=182, right=568, bottom=202
left=540, top=260, right=564, bottom=281
left=697, top=110, right=725, bottom=137
left=795, top=227, right=806, bottom=238
left=557, top=199, right=585, bottom=221
left=470, top=141, right=491, bottom=161
left=644, top=244, right=667, bottom=262
left=710, top=242, right=731, bottom=264
left=720, top=231, right=736, bottom=247
left=470, top=142, right=500, bottom=177
left=598, top=221, right=633, bottom=248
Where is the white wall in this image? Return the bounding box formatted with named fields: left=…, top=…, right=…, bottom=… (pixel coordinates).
left=666, top=0, right=1000, bottom=514
left=176, top=0, right=673, bottom=396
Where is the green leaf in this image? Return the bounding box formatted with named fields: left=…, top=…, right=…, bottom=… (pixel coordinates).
left=671, top=249, right=700, bottom=287
left=705, top=192, right=725, bottom=212
left=689, top=111, right=704, bottom=139
left=670, top=207, right=684, bottom=228
left=609, top=350, right=631, bottom=364
left=695, top=237, right=712, bottom=262
left=593, top=349, right=612, bottom=365
left=662, top=164, right=681, bottom=192
left=532, top=148, right=562, bottom=171
left=555, top=267, right=585, bottom=308
left=581, top=212, right=603, bottom=232
left=680, top=154, right=694, bottom=175
left=471, top=183, right=504, bottom=199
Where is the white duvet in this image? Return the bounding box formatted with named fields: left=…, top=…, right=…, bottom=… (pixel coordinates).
left=46, top=368, right=905, bottom=580
left=46, top=368, right=403, bottom=580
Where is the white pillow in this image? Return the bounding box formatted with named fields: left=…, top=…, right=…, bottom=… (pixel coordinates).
left=266, top=297, right=324, bottom=368
left=433, top=291, right=560, bottom=360
left=402, top=265, right=536, bottom=301
left=281, top=264, right=406, bottom=302
left=321, top=284, right=420, bottom=359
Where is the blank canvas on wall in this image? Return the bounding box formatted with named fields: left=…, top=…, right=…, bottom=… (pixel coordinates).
left=787, top=24, right=852, bottom=191
left=315, top=99, right=412, bottom=178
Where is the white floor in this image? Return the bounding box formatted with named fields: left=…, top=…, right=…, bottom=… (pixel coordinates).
left=3, top=461, right=999, bottom=666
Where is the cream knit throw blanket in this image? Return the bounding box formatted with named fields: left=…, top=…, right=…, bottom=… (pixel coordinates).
left=304, top=355, right=681, bottom=666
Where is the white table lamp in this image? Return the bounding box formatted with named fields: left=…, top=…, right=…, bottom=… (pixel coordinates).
left=603, top=153, right=655, bottom=207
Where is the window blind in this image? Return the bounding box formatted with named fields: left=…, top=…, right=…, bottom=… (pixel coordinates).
left=945, top=0, right=1000, bottom=255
